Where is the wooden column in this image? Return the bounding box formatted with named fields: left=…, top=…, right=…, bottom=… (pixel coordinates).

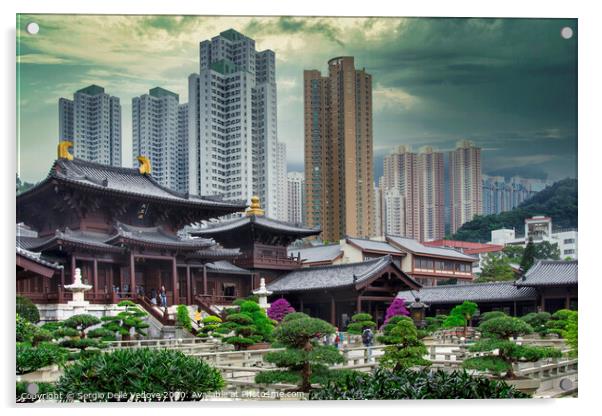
left=299, top=298, right=304, bottom=313
left=330, top=295, right=336, bottom=326
left=203, top=264, right=208, bottom=295
left=172, top=258, right=178, bottom=305
left=129, top=253, right=136, bottom=299
left=93, top=259, right=98, bottom=302
left=565, top=294, right=571, bottom=309
left=70, top=255, right=76, bottom=283
left=356, top=296, right=362, bottom=313
left=186, top=265, right=192, bottom=305
left=59, top=267, right=65, bottom=303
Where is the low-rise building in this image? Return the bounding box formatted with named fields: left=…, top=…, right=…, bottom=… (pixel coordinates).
left=422, top=239, right=504, bottom=274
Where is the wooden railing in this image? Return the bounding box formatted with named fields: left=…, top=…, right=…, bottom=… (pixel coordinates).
left=134, top=296, right=175, bottom=325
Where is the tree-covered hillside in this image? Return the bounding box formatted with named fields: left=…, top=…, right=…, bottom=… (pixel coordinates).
left=453, top=178, right=577, bottom=242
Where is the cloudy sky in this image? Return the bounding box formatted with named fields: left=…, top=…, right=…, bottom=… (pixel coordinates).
left=16, top=15, right=577, bottom=183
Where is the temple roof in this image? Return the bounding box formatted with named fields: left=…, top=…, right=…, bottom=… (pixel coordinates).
left=267, top=255, right=420, bottom=294
left=190, top=215, right=321, bottom=247
left=386, top=235, right=476, bottom=261
left=346, top=237, right=404, bottom=255
left=205, top=260, right=252, bottom=274
left=18, top=158, right=246, bottom=212
left=397, top=281, right=538, bottom=305
left=17, top=229, right=125, bottom=253
left=106, top=223, right=215, bottom=250
left=516, top=260, right=578, bottom=287
left=16, top=247, right=63, bottom=270
left=287, top=244, right=344, bottom=264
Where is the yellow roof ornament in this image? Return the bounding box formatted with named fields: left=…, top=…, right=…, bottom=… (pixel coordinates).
left=57, top=141, right=74, bottom=160
left=137, top=156, right=151, bottom=175
left=246, top=195, right=264, bottom=216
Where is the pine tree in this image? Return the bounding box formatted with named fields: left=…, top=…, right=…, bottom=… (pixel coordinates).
left=520, top=237, right=537, bottom=273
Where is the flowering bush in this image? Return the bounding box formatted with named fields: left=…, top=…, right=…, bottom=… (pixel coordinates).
left=383, top=298, right=410, bottom=326
left=267, top=298, right=295, bottom=322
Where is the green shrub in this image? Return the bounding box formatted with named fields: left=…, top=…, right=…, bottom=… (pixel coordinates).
left=310, top=367, right=531, bottom=399
left=16, top=342, right=67, bottom=375
left=176, top=305, right=192, bottom=331
left=443, top=301, right=478, bottom=336
left=479, top=311, right=507, bottom=323
left=101, top=300, right=149, bottom=340
left=465, top=316, right=561, bottom=378
left=565, top=311, right=578, bottom=357
left=16, top=314, right=35, bottom=343
left=346, top=313, right=377, bottom=334
left=377, top=316, right=430, bottom=371
left=198, top=315, right=222, bottom=339
left=16, top=296, right=40, bottom=323
left=223, top=300, right=274, bottom=350
left=425, top=315, right=447, bottom=333
left=255, top=315, right=342, bottom=392
left=545, top=309, right=576, bottom=338
left=55, top=348, right=224, bottom=401
left=520, top=312, right=551, bottom=337
left=16, top=381, right=56, bottom=403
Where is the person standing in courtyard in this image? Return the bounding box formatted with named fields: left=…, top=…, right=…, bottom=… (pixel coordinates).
left=362, top=327, right=374, bottom=361
left=160, top=285, right=168, bottom=310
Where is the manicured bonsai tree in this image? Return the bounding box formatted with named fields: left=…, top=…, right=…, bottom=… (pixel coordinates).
left=425, top=314, right=447, bottom=333
left=443, top=301, right=478, bottom=337
left=267, top=298, right=295, bottom=322
left=546, top=309, right=574, bottom=337
left=255, top=312, right=343, bottom=392
left=55, top=348, right=224, bottom=401
left=377, top=315, right=430, bottom=371
left=101, top=300, right=149, bottom=340
left=346, top=313, right=377, bottom=335
left=197, top=315, right=223, bottom=339
left=479, top=311, right=507, bottom=323
left=383, top=298, right=410, bottom=326
left=222, top=300, right=274, bottom=350
left=520, top=312, right=551, bottom=337
left=176, top=305, right=192, bottom=331
left=58, top=314, right=107, bottom=356
left=16, top=295, right=40, bottom=323
left=463, top=316, right=562, bottom=378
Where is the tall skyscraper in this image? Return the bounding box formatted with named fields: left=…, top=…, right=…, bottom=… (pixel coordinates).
left=275, top=142, right=288, bottom=221
left=417, top=146, right=445, bottom=241
left=287, top=172, right=305, bottom=225
left=449, top=140, right=482, bottom=234
left=188, top=29, right=282, bottom=217
left=304, top=56, right=374, bottom=241
left=482, top=174, right=552, bottom=215
left=382, top=145, right=419, bottom=240
left=58, top=85, right=121, bottom=166
left=384, top=188, right=404, bottom=236
left=132, top=87, right=186, bottom=192
left=177, top=103, right=189, bottom=193
left=373, top=180, right=385, bottom=237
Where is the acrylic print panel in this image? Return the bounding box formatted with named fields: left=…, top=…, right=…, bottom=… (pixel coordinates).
left=16, top=14, right=578, bottom=403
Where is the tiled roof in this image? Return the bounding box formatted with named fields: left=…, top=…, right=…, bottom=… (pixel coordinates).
left=387, top=235, right=476, bottom=261
left=205, top=260, right=251, bottom=274
left=18, top=158, right=246, bottom=211
left=397, top=282, right=537, bottom=305
left=423, top=239, right=504, bottom=255
left=107, top=223, right=215, bottom=250
left=192, top=215, right=321, bottom=236
left=346, top=237, right=403, bottom=254
left=17, top=229, right=124, bottom=252
left=516, top=260, right=578, bottom=287
left=267, top=256, right=420, bottom=293
left=287, top=244, right=343, bottom=264
left=187, top=247, right=241, bottom=259
left=16, top=247, right=63, bottom=270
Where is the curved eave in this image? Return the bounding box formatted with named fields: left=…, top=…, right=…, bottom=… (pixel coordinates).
left=106, top=236, right=215, bottom=251
left=32, top=237, right=125, bottom=254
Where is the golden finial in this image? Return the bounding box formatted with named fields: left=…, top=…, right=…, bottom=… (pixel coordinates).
left=136, top=156, right=151, bottom=175
left=246, top=195, right=264, bottom=216
left=57, top=141, right=74, bottom=160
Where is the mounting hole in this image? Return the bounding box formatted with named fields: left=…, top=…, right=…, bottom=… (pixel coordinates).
left=26, top=22, right=39, bottom=35
left=561, top=26, right=573, bottom=39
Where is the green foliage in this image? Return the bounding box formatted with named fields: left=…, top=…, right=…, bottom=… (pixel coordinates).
left=16, top=296, right=40, bottom=323
left=176, top=305, right=192, bottom=331
left=62, top=314, right=101, bottom=337
left=53, top=327, right=80, bottom=338
left=198, top=315, right=223, bottom=339
left=520, top=238, right=537, bottom=272
left=16, top=381, right=56, bottom=403
left=377, top=316, right=430, bottom=371
left=565, top=311, right=578, bottom=357
left=466, top=316, right=561, bottom=378
left=87, top=327, right=116, bottom=341
left=479, top=311, right=508, bottom=323
left=17, top=314, right=53, bottom=345
left=55, top=348, right=224, bottom=401
left=545, top=309, right=575, bottom=338
left=256, top=315, right=341, bottom=392
left=502, top=245, right=524, bottom=263
left=346, top=312, right=377, bottom=334
left=477, top=253, right=515, bottom=282
left=453, top=178, right=577, bottom=242
left=520, top=312, right=551, bottom=337
left=443, top=301, right=478, bottom=335
left=223, top=300, right=274, bottom=349
left=310, top=367, right=531, bottom=399
left=425, top=315, right=447, bottom=333
left=16, top=342, right=67, bottom=375
left=101, top=301, right=149, bottom=340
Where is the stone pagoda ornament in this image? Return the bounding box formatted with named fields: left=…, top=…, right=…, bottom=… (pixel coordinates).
left=253, top=277, right=272, bottom=310
left=64, top=267, right=93, bottom=314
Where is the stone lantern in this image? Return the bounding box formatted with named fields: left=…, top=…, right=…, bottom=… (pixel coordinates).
left=64, top=267, right=93, bottom=315
left=409, top=297, right=428, bottom=329
left=253, top=277, right=272, bottom=310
